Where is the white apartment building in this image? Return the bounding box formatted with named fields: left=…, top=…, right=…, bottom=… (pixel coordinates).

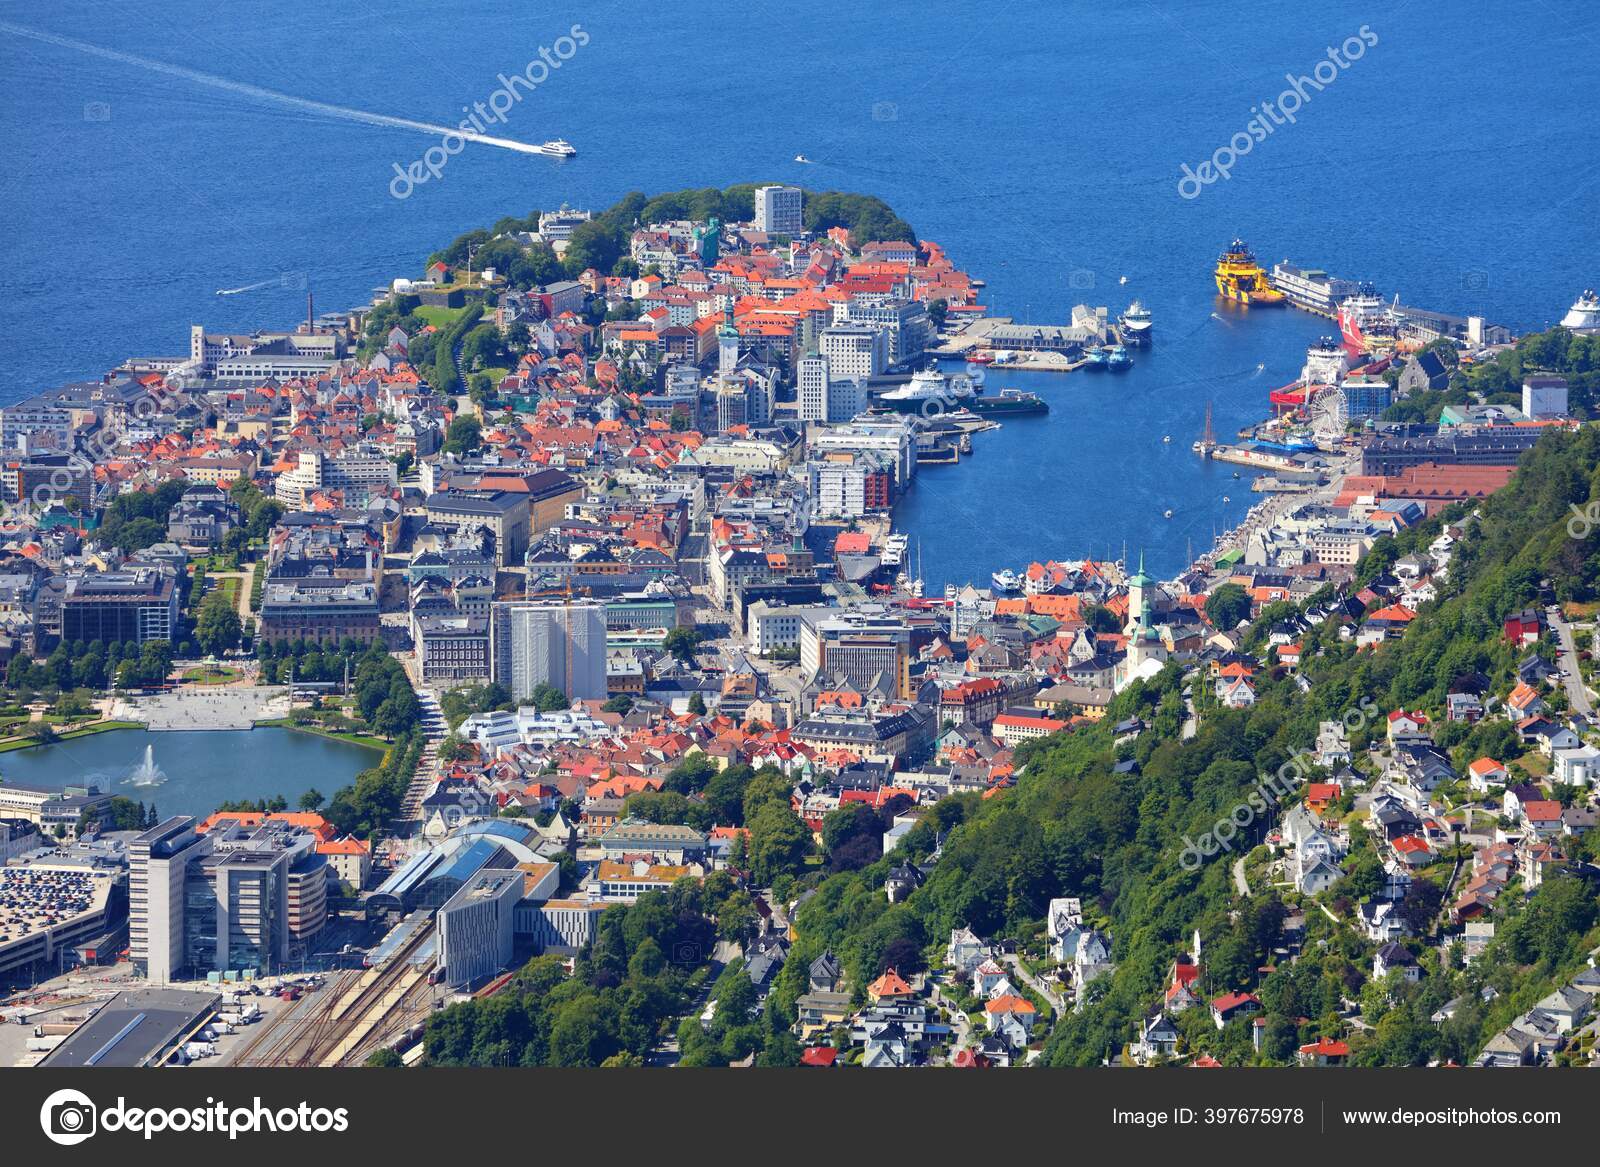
left=753, top=185, right=803, bottom=235
left=809, top=460, right=869, bottom=518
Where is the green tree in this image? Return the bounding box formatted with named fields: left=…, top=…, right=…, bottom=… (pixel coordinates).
left=1205, top=583, right=1251, bottom=630
left=746, top=801, right=809, bottom=885
left=662, top=627, right=704, bottom=662
left=530, top=683, right=569, bottom=712
left=443, top=415, right=482, bottom=456
left=195, top=590, right=243, bottom=656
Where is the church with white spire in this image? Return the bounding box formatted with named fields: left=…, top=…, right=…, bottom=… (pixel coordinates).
left=1114, top=552, right=1169, bottom=691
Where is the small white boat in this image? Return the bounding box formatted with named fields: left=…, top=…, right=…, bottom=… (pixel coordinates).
left=794, top=153, right=812, bottom=163
left=539, top=139, right=577, bottom=157
left=1162, top=435, right=1172, bottom=444
left=991, top=568, right=1020, bottom=593
left=1163, top=509, right=1174, bottom=519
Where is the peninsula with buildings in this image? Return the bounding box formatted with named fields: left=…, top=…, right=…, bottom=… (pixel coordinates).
left=1, top=184, right=1599, bottom=1073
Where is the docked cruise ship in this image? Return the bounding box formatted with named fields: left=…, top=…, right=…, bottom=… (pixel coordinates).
left=1270, top=262, right=1361, bottom=318
left=1561, top=289, right=1600, bottom=332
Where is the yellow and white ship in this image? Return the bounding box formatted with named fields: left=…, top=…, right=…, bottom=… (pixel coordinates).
left=1214, top=239, right=1286, bottom=306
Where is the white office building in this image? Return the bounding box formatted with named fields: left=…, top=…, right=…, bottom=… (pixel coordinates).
left=748, top=601, right=831, bottom=656
left=798, top=355, right=864, bottom=423
left=820, top=324, right=889, bottom=382
left=1522, top=375, right=1569, bottom=420
left=129, top=818, right=210, bottom=984
left=753, top=185, right=803, bottom=236
left=274, top=448, right=397, bottom=507
left=491, top=600, right=607, bottom=703
left=798, top=355, right=830, bottom=423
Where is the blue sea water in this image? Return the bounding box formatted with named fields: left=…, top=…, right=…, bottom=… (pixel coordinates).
left=3, top=1, right=1596, bottom=588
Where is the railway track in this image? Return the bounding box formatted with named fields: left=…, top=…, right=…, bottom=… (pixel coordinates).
left=234, top=923, right=435, bottom=1067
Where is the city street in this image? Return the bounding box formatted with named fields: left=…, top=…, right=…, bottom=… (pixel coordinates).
left=1547, top=605, right=1594, bottom=718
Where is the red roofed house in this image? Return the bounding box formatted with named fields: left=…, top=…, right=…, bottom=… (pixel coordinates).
left=1467, top=757, right=1508, bottom=792
left=1505, top=682, right=1546, bottom=721
left=1521, top=799, right=1565, bottom=837
left=1386, top=709, right=1429, bottom=742
left=1390, top=834, right=1433, bottom=867
left=984, top=994, right=1038, bottom=1035
left=316, top=836, right=373, bottom=888
left=867, top=967, right=915, bottom=1003
left=799, top=1046, right=839, bottom=1067
left=1306, top=782, right=1342, bottom=816
left=1297, top=1037, right=1350, bottom=1066
left=1211, top=991, right=1261, bottom=1029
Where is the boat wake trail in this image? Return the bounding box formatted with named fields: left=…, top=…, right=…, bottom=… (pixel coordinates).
left=0, top=21, right=548, bottom=155
left=216, top=279, right=281, bottom=296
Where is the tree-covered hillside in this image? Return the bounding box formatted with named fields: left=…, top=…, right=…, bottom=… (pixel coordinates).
left=782, top=424, right=1600, bottom=1066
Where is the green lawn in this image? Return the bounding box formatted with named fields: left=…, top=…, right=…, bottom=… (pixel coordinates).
left=254, top=717, right=389, bottom=753
left=0, top=719, right=143, bottom=753
left=414, top=305, right=468, bottom=329
left=182, top=665, right=243, bottom=685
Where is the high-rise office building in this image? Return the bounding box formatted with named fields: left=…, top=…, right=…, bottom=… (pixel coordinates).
left=130, top=815, right=327, bottom=982
left=798, top=355, right=830, bottom=422
left=820, top=324, right=889, bottom=382
left=753, top=185, right=803, bottom=235
left=491, top=600, right=607, bottom=703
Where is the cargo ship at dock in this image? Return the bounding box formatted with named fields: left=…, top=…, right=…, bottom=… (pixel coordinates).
left=1336, top=284, right=1401, bottom=356
left=1214, top=240, right=1286, bottom=306
left=965, top=388, right=1048, bottom=416
left=872, top=368, right=1046, bottom=417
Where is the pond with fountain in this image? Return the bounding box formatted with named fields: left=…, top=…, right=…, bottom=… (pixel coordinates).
left=0, top=728, right=383, bottom=818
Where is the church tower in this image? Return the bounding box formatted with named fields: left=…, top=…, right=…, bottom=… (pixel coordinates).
left=1117, top=552, right=1168, bottom=690
left=717, top=302, right=739, bottom=377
